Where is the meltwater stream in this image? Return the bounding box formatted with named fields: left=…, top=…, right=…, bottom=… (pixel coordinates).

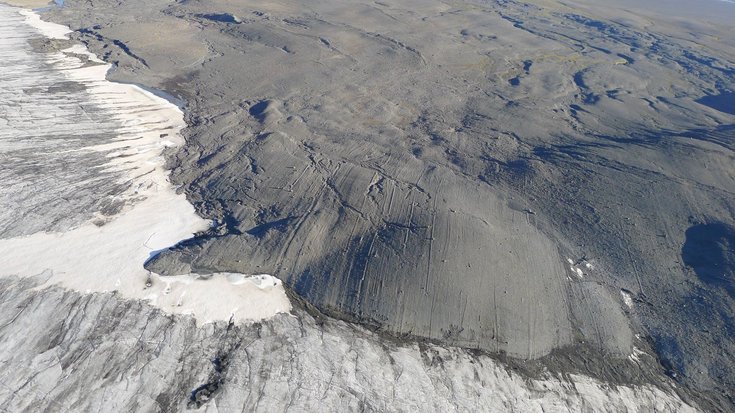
left=0, top=3, right=291, bottom=323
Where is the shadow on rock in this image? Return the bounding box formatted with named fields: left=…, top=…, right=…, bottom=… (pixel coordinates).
left=696, top=92, right=735, bottom=116
left=682, top=222, right=735, bottom=297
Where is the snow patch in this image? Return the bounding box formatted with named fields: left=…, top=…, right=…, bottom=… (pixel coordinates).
left=142, top=273, right=290, bottom=323
left=621, top=289, right=634, bottom=309
left=19, top=9, right=69, bottom=39
left=567, top=257, right=595, bottom=280
left=629, top=347, right=647, bottom=363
